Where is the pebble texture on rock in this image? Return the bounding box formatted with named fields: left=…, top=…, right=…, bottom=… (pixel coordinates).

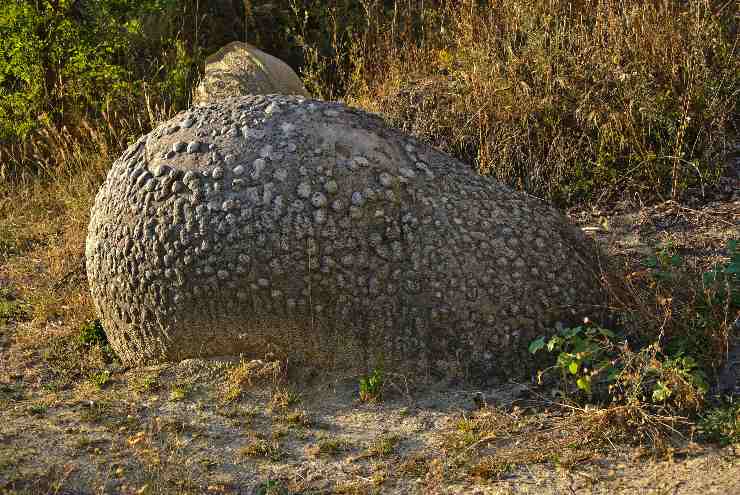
left=86, top=95, right=603, bottom=380
left=193, top=42, right=309, bottom=104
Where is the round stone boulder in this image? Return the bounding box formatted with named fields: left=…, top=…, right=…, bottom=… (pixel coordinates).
left=85, top=95, right=603, bottom=381
left=193, top=41, right=309, bottom=104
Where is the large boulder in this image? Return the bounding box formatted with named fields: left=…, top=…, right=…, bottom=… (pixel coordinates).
left=86, top=95, right=603, bottom=381
left=193, top=42, right=309, bottom=104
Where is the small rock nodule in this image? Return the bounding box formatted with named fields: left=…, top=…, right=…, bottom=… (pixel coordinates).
left=193, top=42, right=308, bottom=104
left=86, top=95, right=603, bottom=381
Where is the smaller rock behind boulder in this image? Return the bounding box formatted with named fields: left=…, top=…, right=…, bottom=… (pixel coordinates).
left=193, top=41, right=309, bottom=104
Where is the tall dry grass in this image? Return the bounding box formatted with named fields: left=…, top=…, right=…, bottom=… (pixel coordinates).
left=335, top=0, right=739, bottom=205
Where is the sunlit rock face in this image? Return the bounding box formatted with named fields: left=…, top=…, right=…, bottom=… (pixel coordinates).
left=86, top=95, right=603, bottom=381
left=192, top=41, right=309, bottom=104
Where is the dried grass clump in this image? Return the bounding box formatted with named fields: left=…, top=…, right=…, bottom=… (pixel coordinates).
left=221, top=359, right=285, bottom=404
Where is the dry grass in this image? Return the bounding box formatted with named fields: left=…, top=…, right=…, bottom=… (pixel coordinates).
left=338, top=0, right=739, bottom=205
left=221, top=359, right=286, bottom=404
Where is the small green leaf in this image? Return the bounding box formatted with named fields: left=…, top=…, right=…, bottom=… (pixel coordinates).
left=576, top=376, right=591, bottom=393
left=568, top=360, right=580, bottom=375
left=652, top=381, right=672, bottom=402
left=547, top=336, right=563, bottom=352
left=529, top=337, right=546, bottom=354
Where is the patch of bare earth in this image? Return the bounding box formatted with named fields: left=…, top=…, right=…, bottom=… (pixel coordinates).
left=0, top=351, right=738, bottom=494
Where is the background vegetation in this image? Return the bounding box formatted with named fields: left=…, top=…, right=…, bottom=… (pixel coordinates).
left=1, top=0, right=738, bottom=202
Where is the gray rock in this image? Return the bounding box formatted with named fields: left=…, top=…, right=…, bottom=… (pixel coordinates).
left=192, top=42, right=309, bottom=104
left=86, top=95, right=603, bottom=381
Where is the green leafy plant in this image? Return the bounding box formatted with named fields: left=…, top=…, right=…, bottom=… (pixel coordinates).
left=530, top=322, right=708, bottom=410
left=169, top=384, right=189, bottom=401
left=654, top=354, right=708, bottom=401
left=359, top=368, right=384, bottom=402
left=529, top=324, right=619, bottom=396
left=28, top=403, right=47, bottom=416
left=0, top=0, right=198, bottom=142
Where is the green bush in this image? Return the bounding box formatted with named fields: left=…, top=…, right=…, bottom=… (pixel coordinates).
left=0, top=1, right=193, bottom=140
left=0, top=0, right=207, bottom=180
left=530, top=323, right=709, bottom=413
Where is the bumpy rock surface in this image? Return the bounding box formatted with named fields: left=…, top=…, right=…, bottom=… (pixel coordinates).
left=193, top=42, right=308, bottom=104
left=86, top=95, right=603, bottom=380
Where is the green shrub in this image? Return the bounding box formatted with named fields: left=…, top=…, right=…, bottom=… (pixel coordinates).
left=530, top=322, right=708, bottom=412
left=699, top=399, right=740, bottom=446
left=529, top=324, right=618, bottom=396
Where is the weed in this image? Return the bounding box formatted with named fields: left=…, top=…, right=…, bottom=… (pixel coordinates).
left=700, top=239, right=739, bottom=311
left=278, top=408, right=311, bottom=428
left=131, top=374, right=159, bottom=394
left=398, top=454, right=430, bottom=477
left=44, top=333, right=114, bottom=390
left=310, top=437, right=348, bottom=457
left=218, top=404, right=260, bottom=426
left=530, top=321, right=709, bottom=414
left=0, top=288, right=30, bottom=322
left=529, top=322, right=619, bottom=397
left=359, top=368, right=384, bottom=403
left=269, top=387, right=301, bottom=411
left=644, top=241, right=684, bottom=285
left=366, top=434, right=401, bottom=458
left=77, top=319, right=108, bottom=348
left=78, top=400, right=112, bottom=424
left=222, top=359, right=284, bottom=404
left=240, top=436, right=283, bottom=461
